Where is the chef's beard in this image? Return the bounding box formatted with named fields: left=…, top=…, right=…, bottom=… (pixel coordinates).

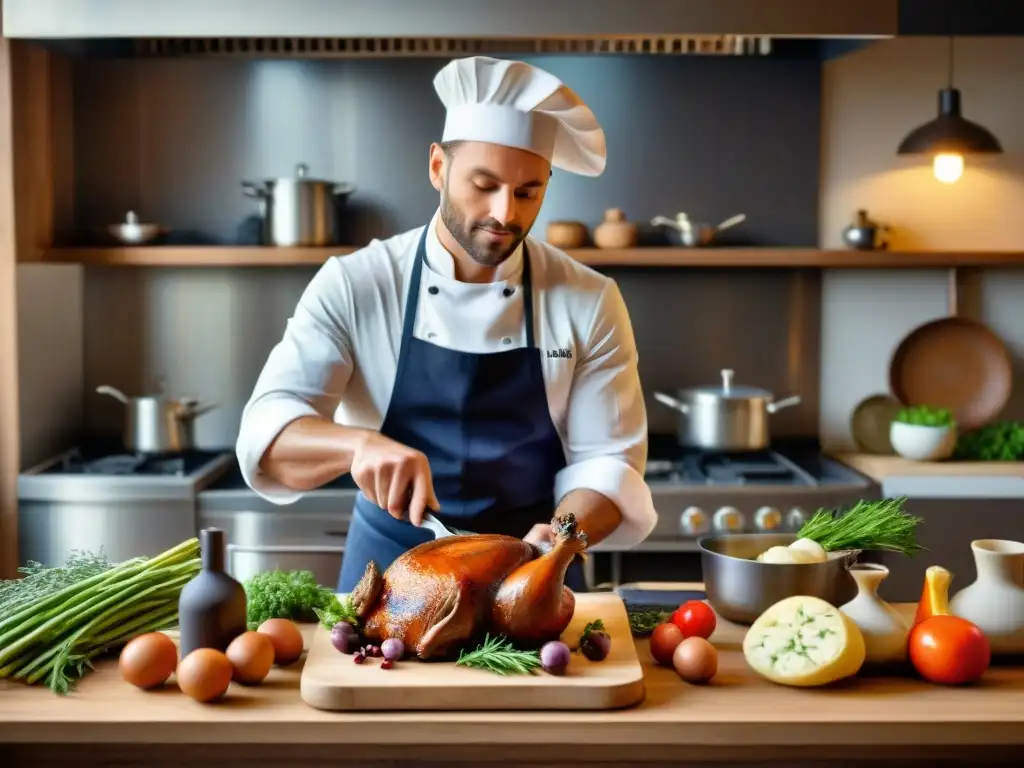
left=439, top=188, right=527, bottom=268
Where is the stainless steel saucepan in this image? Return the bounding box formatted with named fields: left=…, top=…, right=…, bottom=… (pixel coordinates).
left=97, top=385, right=216, bottom=454
left=654, top=369, right=801, bottom=451
left=242, top=162, right=356, bottom=247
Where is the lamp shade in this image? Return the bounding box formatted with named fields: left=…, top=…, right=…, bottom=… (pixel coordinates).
left=897, top=88, right=1003, bottom=155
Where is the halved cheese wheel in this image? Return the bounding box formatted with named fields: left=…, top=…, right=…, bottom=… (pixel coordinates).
left=743, top=596, right=866, bottom=687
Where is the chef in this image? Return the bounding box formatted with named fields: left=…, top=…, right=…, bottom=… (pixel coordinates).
left=235, top=56, right=657, bottom=593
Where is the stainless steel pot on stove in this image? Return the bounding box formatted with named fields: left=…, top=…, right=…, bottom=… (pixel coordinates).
left=97, top=385, right=217, bottom=454
left=654, top=369, right=801, bottom=451
left=242, top=163, right=356, bottom=247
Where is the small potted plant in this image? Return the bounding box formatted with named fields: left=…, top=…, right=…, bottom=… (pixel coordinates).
left=889, top=405, right=957, bottom=461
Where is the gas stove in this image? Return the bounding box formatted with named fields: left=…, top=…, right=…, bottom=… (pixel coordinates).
left=18, top=445, right=233, bottom=501
left=625, top=434, right=880, bottom=552
left=18, top=445, right=235, bottom=569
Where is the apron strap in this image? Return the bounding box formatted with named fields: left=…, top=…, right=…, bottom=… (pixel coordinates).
left=399, top=226, right=538, bottom=354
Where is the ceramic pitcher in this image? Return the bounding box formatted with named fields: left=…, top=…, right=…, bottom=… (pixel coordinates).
left=839, top=564, right=909, bottom=665
left=950, top=539, right=1024, bottom=655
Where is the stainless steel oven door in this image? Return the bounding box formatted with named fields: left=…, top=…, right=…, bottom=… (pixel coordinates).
left=226, top=543, right=345, bottom=588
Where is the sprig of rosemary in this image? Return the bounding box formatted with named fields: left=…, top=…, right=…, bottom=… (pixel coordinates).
left=797, top=496, right=923, bottom=555
left=456, top=634, right=541, bottom=676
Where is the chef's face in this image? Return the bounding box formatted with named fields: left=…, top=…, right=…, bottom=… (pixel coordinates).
left=430, top=141, right=550, bottom=268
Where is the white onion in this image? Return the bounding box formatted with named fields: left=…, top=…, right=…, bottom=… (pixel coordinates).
left=788, top=538, right=828, bottom=563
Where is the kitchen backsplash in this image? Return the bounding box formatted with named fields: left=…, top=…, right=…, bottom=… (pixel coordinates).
left=80, top=266, right=821, bottom=450
left=69, top=55, right=821, bottom=247
left=67, top=53, right=823, bottom=453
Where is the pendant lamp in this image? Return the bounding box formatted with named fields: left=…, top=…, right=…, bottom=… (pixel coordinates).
left=897, top=37, right=1002, bottom=184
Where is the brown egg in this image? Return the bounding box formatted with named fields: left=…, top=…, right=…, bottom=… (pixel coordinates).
left=226, top=631, right=275, bottom=685
left=257, top=618, right=304, bottom=666
left=119, top=632, right=179, bottom=690
left=672, top=637, right=718, bottom=684
left=176, top=648, right=233, bottom=703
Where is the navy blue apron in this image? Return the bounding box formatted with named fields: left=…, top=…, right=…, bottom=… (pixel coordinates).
left=337, top=228, right=586, bottom=593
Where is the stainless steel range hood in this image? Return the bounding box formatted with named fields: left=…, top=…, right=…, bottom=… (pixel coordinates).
left=3, top=0, right=898, bottom=40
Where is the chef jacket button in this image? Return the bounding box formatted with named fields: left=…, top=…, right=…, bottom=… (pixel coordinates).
left=427, top=332, right=437, bottom=339
left=502, top=337, right=512, bottom=345
left=502, top=287, right=514, bottom=297
left=428, top=286, right=439, bottom=295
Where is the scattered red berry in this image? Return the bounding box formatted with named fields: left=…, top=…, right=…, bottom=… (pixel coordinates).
left=381, top=659, right=394, bottom=670
left=353, top=652, right=366, bottom=664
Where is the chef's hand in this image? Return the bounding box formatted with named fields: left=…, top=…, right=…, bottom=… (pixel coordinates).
left=523, top=523, right=554, bottom=549
left=351, top=432, right=440, bottom=525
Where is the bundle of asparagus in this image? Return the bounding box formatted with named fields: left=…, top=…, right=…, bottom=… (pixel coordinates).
left=0, top=538, right=200, bottom=693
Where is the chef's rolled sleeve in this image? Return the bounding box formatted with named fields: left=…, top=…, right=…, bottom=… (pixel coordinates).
left=554, top=280, right=657, bottom=549
left=236, top=259, right=355, bottom=503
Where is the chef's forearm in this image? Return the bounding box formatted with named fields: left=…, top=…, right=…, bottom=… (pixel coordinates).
left=258, top=416, right=370, bottom=491
left=555, top=489, right=623, bottom=547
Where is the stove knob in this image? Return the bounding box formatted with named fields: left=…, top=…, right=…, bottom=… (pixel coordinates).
left=754, top=506, right=782, bottom=531
left=713, top=506, right=745, bottom=533
left=679, top=506, right=709, bottom=536
left=787, top=507, right=808, bottom=530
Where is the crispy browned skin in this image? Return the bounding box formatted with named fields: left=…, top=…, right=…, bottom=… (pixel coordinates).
left=354, top=514, right=588, bottom=659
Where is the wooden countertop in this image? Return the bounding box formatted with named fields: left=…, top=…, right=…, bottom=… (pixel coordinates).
left=1, top=602, right=1023, bottom=764
left=834, top=452, right=1024, bottom=482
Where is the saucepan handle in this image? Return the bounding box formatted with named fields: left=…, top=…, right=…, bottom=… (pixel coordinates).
left=654, top=391, right=690, bottom=414
left=767, top=395, right=802, bottom=414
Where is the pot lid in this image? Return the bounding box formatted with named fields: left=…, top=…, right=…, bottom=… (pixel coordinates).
left=270, top=162, right=334, bottom=184
left=686, top=369, right=772, bottom=399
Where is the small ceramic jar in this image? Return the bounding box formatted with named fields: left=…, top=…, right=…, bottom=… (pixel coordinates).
left=593, top=208, right=639, bottom=249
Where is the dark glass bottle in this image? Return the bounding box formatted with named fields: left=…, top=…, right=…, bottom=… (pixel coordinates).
left=178, top=528, right=247, bottom=658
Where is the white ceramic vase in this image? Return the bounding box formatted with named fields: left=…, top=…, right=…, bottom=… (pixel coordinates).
left=950, top=539, right=1024, bottom=655
left=839, top=564, right=909, bottom=665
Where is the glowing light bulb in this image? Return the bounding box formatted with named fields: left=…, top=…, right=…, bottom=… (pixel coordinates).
left=933, top=153, right=964, bottom=184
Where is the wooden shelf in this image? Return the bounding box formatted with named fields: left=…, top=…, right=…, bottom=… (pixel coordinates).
left=35, top=246, right=1024, bottom=269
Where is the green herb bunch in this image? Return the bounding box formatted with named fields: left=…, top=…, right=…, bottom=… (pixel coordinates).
left=894, top=404, right=955, bottom=428
left=798, top=496, right=923, bottom=556
left=243, top=570, right=357, bottom=630
left=954, top=421, right=1024, bottom=461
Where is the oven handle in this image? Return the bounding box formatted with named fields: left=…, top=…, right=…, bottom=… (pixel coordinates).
left=225, top=543, right=346, bottom=574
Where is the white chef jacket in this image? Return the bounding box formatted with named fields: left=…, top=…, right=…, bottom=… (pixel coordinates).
left=236, top=210, right=657, bottom=549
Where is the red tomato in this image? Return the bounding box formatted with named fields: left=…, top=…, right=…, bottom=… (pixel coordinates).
left=671, top=601, right=717, bottom=639
left=909, top=615, right=990, bottom=685
left=649, top=623, right=683, bottom=667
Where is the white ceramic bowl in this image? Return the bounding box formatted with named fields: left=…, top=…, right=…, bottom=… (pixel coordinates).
left=889, top=421, right=957, bottom=461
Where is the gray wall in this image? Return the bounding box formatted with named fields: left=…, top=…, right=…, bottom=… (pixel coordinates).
left=69, top=54, right=824, bottom=450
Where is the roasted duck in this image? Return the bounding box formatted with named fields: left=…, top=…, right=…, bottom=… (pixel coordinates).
left=349, top=513, right=588, bottom=659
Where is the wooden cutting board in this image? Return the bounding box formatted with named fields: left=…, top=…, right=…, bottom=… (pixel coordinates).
left=299, top=592, right=645, bottom=711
